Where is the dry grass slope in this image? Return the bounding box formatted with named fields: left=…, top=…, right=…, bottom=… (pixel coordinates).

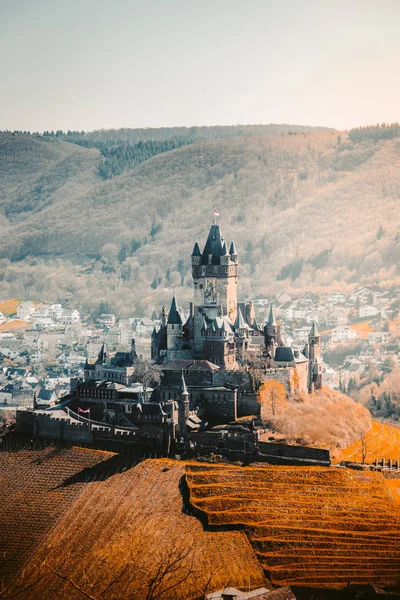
left=186, top=463, right=400, bottom=589
left=2, top=455, right=266, bottom=599
left=335, top=420, right=400, bottom=464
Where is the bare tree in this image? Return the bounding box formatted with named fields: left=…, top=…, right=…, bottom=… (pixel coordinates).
left=1, top=544, right=196, bottom=600
left=258, top=379, right=286, bottom=419
left=361, top=433, right=368, bottom=464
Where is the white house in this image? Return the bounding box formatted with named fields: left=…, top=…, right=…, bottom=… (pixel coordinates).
left=16, top=301, right=36, bottom=320
left=48, top=304, right=63, bottom=320
left=98, top=313, right=116, bottom=328
left=359, top=304, right=380, bottom=318
left=328, top=292, right=346, bottom=305
left=331, top=326, right=358, bottom=343
left=59, top=309, right=80, bottom=325
left=368, top=331, right=388, bottom=344
left=0, top=311, right=6, bottom=325
left=326, top=309, right=347, bottom=328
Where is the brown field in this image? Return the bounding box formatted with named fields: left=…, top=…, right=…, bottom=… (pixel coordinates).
left=0, top=319, right=29, bottom=331
left=186, top=463, right=400, bottom=589
left=0, top=299, right=21, bottom=316
left=0, top=446, right=112, bottom=586
left=349, top=320, right=375, bottom=338
left=334, top=420, right=400, bottom=464
left=1, top=452, right=266, bottom=599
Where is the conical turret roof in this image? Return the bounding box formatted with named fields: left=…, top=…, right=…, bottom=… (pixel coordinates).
left=181, top=372, right=189, bottom=396
left=192, top=242, right=201, bottom=256
left=222, top=241, right=229, bottom=256
left=234, top=306, right=247, bottom=330
left=309, top=321, right=320, bottom=337
left=203, top=224, right=224, bottom=257
left=229, top=240, right=237, bottom=255
left=267, top=304, right=277, bottom=327
left=96, top=342, right=107, bottom=364
left=167, top=296, right=182, bottom=325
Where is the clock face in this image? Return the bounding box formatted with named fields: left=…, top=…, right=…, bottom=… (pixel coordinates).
left=204, top=279, right=216, bottom=304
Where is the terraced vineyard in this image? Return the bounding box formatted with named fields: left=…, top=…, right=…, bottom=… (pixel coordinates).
left=334, top=420, right=400, bottom=464
left=186, top=463, right=400, bottom=589
left=2, top=455, right=266, bottom=599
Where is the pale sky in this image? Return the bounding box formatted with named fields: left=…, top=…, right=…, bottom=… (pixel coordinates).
left=1, top=0, right=399, bottom=132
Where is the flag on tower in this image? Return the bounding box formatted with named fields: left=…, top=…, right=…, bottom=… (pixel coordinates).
left=213, top=208, right=220, bottom=216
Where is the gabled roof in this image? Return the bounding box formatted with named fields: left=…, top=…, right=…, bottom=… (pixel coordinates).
left=167, top=296, right=182, bottom=326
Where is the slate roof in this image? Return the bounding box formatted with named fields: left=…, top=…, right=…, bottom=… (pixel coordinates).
left=234, top=307, right=249, bottom=330
left=274, top=347, right=295, bottom=363
left=109, top=352, right=136, bottom=367
left=191, top=242, right=201, bottom=256
left=266, top=304, right=277, bottom=327
left=229, top=240, right=237, bottom=255
left=167, top=296, right=182, bottom=325
left=161, top=360, right=220, bottom=372
left=38, top=387, right=55, bottom=401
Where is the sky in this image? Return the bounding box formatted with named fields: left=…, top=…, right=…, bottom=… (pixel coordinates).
left=1, top=0, right=400, bottom=132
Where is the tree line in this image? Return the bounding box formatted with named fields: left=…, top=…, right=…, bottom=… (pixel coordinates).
left=348, top=123, right=400, bottom=143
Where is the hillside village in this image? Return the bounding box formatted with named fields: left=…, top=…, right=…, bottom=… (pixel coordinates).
left=0, top=281, right=398, bottom=414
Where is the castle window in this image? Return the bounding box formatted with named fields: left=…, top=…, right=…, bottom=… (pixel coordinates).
left=214, top=267, right=218, bottom=273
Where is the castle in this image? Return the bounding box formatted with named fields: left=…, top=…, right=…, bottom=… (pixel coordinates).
left=151, top=221, right=322, bottom=395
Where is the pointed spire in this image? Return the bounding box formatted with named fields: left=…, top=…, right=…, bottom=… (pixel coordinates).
left=203, top=224, right=224, bottom=257
left=222, top=241, right=229, bottom=256
left=267, top=304, right=276, bottom=327
left=251, top=317, right=260, bottom=331
left=309, top=321, right=320, bottom=337
left=181, top=372, right=189, bottom=397
left=151, top=326, right=157, bottom=339
left=234, top=306, right=247, bottom=330
left=229, top=240, right=237, bottom=256
left=192, top=242, right=201, bottom=256
left=167, top=296, right=182, bottom=325
left=96, top=342, right=107, bottom=364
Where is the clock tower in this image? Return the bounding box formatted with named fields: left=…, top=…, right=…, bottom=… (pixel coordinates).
left=191, top=224, right=238, bottom=354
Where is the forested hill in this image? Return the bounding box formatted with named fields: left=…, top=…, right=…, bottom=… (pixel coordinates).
left=0, top=126, right=399, bottom=317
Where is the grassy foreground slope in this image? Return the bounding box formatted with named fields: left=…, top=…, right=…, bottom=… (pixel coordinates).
left=1, top=130, right=400, bottom=315
left=334, top=420, right=400, bottom=464
left=1, top=452, right=266, bottom=599
left=186, top=463, right=400, bottom=589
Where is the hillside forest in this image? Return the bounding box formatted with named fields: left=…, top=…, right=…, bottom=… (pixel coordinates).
left=1, top=123, right=400, bottom=317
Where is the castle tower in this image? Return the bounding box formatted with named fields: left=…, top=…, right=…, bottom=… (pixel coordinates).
left=167, top=296, right=182, bottom=351
left=308, top=321, right=321, bottom=362
left=234, top=307, right=250, bottom=361
left=264, top=305, right=277, bottom=358
left=192, top=223, right=238, bottom=354
left=177, top=372, right=190, bottom=439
